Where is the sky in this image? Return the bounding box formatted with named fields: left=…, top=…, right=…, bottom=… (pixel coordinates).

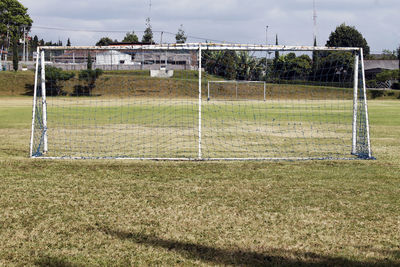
left=20, top=0, right=400, bottom=53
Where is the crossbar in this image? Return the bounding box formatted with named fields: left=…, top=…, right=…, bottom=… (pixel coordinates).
left=38, top=43, right=361, bottom=52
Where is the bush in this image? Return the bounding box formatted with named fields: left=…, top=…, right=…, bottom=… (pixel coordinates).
left=376, top=69, right=399, bottom=82
left=72, top=69, right=103, bottom=96
left=45, top=66, right=75, bottom=96
left=391, top=82, right=400, bottom=90
left=366, top=80, right=378, bottom=88
left=12, top=38, right=18, bottom=72
left=369, top=90, right=384, bottom=99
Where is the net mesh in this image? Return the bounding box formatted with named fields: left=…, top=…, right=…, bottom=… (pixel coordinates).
left=31, top=45, right=372, bottom=160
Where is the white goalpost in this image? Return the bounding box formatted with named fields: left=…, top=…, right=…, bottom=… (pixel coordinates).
left=30, top=43, right=374, bottom=160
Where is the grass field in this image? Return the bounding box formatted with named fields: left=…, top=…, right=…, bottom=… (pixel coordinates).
left=1, top=73, right=400, bottom=265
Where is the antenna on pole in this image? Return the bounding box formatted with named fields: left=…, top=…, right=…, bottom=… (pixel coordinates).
left=149, top=0, right=152, bottom=18
left=313, top=0, right=317, bottom=44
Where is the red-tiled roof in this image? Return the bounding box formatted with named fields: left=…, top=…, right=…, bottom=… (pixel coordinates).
left=109, top=42, right=154, bottom=46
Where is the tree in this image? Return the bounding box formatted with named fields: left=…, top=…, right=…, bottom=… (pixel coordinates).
left=0, top=0, right=33, bottom=37
left=398, top=46, right=400, bottom=81
left=45, top=66, right=75, bottom=96
left=96, top=37, right=113, bottom=46
left=398, top=45, right=400, bottom=61
left=0, top=0, right=32, bottom=64
left=286, top=54, right=312, bottom=80
left=272, top=34, right=280, bottom=77
left=315, top=51, right=354, bottom=83
left=274, top=34, right=279, bottom=60
left=326, top=23, right=370, bottom=56
left=175, top=24, right=187, bottom=44
left=67, top=38, right=71, bottom=46
left=381, top=49, right=397, bottom=59
left=142, top=17, right=154, bottom=43
left=74, top=69, right=103, bottom=96
left=219, top=51, right=237, bottom=80
left=203, top=49, right=219, bottom=74
left=87, top=52, right=92, bottom=70
left=32, top=35, right=39, bottom=50
left=236, top=52, right=262, bottom=81
left=12, top=37, right=18, bottom=71
left=312, top=37, right=320, bottom=80
left=203, top=50, right=237, bottom=80
left=273, top=53, right=312, bottom=80
left=122, top=31, right=139, bottom=43
left=376, top=69, right=399, bottom=83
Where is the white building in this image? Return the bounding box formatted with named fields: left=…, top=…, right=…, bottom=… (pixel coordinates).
left=96, top=50, right=134, bottom=65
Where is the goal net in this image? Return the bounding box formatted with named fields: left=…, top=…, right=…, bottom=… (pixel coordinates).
left=30, top=43, right=373, bottom=160
left=207, top=81, right=266, bottom=101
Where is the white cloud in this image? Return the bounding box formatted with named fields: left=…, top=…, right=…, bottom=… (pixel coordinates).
left=20, top=0, right=400, bottom=51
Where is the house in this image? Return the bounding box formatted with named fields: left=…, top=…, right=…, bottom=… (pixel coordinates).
left=96, top=50, right=135, bottom=65
left=54, top=50, right=102, bottom=63
left=364, top=60, right=399, bottom=80
left=107, top=42, right=197, bottom=69
left=51, top=42, right=198, bottom=70
left=0, top=49, right=8, bottom=59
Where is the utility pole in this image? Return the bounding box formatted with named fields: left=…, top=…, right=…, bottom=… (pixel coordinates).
left=26, top=35, right=29, bottom=61
left=5, top=24, right=10, bottom=61
left=149, top=0, right=152, bottom=14
left=265, top=26, right=269, bottom=79
left=0, top=45, right=3, bottom=71
left=313, top=0, right=317, bottom=44
left=23, top=26, right=26, bottom=62
left=0, top=27, right=5, bottom=69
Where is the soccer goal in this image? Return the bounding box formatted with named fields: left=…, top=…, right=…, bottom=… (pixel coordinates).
left=30, top=43, right=373, bottom=160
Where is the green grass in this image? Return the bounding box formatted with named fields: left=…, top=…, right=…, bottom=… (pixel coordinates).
left=41, top=99, right=353, bottom=124
left=0, top=70, right=35, bottom=96
left=0, top=70, right=223, bottom=97
left=1, top=99, right=400, bottom=265
left=2, top=70, right=399, bottom=99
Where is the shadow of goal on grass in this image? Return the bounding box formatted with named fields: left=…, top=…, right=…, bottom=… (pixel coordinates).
left=34, top=255, right=84, bottom=267
left=99, top=226, right=398, bottom=267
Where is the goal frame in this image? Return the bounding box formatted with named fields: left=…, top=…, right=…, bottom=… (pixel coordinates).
left=29, top=43, right=373, bottom=160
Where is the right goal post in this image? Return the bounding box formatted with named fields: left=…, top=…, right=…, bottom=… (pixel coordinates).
left=30, top=43, right=374, bottom=160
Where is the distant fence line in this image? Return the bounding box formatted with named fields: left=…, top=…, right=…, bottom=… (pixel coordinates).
left=0, top=61, right=196, bottom=71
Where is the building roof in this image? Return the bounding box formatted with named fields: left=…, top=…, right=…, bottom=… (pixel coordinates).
left=364, top=60, right=399, bottom=70
left=54, top=50, right=104, bottom=59
left=109, top=42, right=154, bottom=46
left=97, top=50, right=130, bottom=56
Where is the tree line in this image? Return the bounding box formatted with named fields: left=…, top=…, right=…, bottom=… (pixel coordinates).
left=45, top=53, right=103, bottom=97
left=1, top=0, right=399, bottom=89
left=95, top=23, right=187, bottom=46
left=203, top=23, right=399, bottom=88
